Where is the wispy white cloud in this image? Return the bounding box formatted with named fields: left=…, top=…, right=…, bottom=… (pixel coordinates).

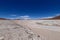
left=10, top=14, right=60, bottom=20
left=16, top=15, right=31, bottom=20
left=38, top=14, right=60, bottom=19
left=55, top=14, right=60, bottom=16
left=20, top=15, right=29, bottom=18
left=9, top=18, right=15, bottom=19
left=10, top=14, right=17, bottom=16
left=39, top=16, right=53, bottom=19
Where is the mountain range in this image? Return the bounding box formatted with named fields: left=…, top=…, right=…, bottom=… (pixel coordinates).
left=0, top=15, right=60, bottom=20
left=41, top=15, right=60, bottom=20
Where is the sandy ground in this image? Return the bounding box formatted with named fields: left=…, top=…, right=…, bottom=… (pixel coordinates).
left=15, top=20, right=60, bottom=40
left=0, top=20, right=41, bottom=40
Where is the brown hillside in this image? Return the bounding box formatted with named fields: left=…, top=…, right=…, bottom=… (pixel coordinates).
left=41, top=15, right=60, bottom=20
left=0, top=18, right=8, bottom=20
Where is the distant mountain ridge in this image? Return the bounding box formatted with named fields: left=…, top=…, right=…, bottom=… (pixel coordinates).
left=0, top=15, right=60, bottom=20
left=52, top=15, right=60, bottom=19
left=42, top=15, right=60, bottom=20
left=0, top=18, right=9, bottom=20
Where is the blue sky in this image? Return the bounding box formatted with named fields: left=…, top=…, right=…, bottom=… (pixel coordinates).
left=0, top=0, right=60, bottom=19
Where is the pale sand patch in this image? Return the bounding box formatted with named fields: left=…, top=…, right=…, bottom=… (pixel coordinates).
left=15, top=20, right=60, bottom=40
left=31, top=28, right=60, bottom=40
left=0, top=20, right=41, bottom=40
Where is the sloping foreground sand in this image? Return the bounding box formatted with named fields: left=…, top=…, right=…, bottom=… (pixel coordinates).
left=0, top=20, right=41, bottom=40
left=32, top=28, right=60, bottom=40
left=15, top=20, right=60, bottom=40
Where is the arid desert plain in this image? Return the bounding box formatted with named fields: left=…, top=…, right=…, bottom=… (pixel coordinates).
left=15, top=20, right=60, bottom=40
left=0, top=20, right=60, bottom=40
